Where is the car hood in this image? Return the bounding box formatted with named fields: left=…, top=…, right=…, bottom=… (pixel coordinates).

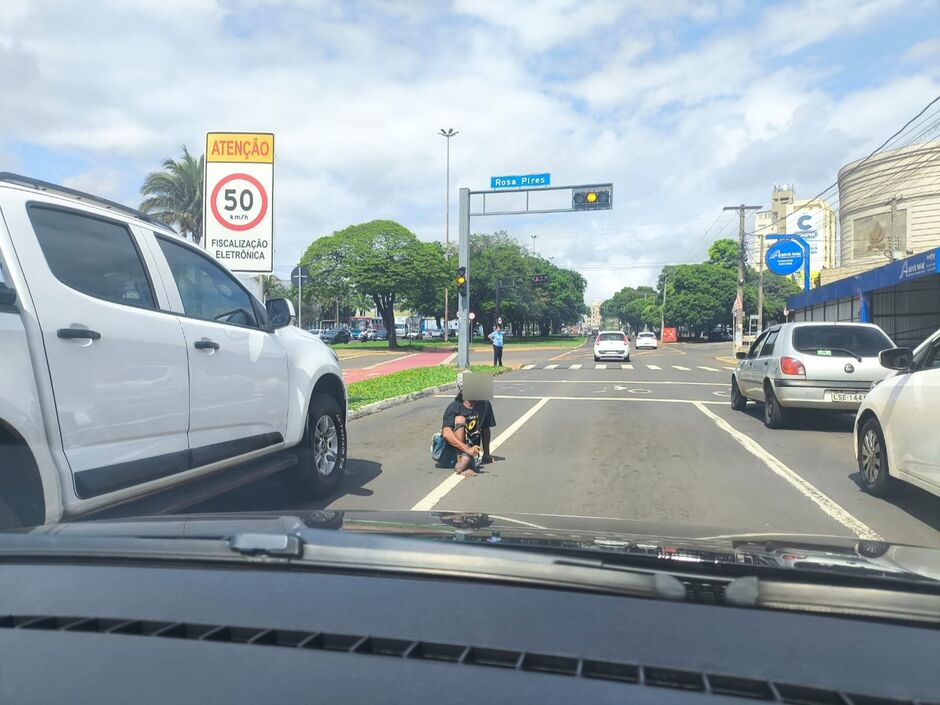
left=20, top=510, right=940, bottom=585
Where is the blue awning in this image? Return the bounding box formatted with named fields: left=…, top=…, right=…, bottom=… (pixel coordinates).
left=787, top=248, right=940, bottom=310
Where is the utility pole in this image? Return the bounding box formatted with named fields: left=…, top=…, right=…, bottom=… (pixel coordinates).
left=439, top=128, right=458, bottom=340
left=660, top=274, right=667, bottom=337
left=457, top=188, right=471, bottom=368
left=530, top=234, right=537, bottom=254
left=888, top=195, right=899, bottom=261
left=757, top=230, right=764, bottom=331
left=723, top=204, right=762, bottom=352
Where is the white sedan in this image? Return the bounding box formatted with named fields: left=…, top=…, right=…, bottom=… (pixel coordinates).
left=855, top=328, right=940, bottom=498
left=635, top=331, right=658, bottom=350
left=593, top=331, right=630, bottom=362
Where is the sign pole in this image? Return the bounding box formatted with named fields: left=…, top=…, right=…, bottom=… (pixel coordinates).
left=458, top=187, right=470, bottom=369
left=298, top=270, right=303, bottom=329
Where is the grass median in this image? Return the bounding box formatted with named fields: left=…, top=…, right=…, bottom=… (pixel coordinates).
left=347, top=365, right=508, bottom=411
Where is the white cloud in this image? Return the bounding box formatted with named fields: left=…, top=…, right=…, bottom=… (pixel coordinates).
left=0, top=0, right=937, bottom=302
left=904, top=36, right=940, bottom=62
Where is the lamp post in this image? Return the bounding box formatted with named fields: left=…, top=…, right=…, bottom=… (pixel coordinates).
left=439, top=128, right=458, bottom=341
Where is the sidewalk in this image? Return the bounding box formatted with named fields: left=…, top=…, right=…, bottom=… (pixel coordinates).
left=342, top=349, right=455, bottom=383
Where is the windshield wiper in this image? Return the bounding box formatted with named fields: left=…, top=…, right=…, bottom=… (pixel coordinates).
left=805, top=346, right=863, bottom=361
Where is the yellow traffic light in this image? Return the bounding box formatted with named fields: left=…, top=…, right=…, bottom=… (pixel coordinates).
left=586, top=191, right=598, bottom=203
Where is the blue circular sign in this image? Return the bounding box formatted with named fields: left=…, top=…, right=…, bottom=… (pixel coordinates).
left=766, top=240, right=804, bottom=276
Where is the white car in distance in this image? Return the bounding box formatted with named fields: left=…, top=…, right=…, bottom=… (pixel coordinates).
left=593, top=331, right=630, bottom=362
left=635, top=331, right=658, bottom=350
left=855, top=328, right=940, bottom=499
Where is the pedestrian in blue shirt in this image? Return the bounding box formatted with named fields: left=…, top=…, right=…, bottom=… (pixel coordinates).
left=488, top=325, right=504, bottom=366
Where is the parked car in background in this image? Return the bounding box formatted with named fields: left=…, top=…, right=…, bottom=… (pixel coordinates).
left=593, top=331, right=630, bottom=362
left=394, top=324, right=408, bottom=340
left=305, top=327, right=325, bottom=337
left=855, top=328, right=940, bottom=498
left=371, top=327, right=388, bottom=341
left=423, top=327, right=444, bottom=340
left=635, top=331, right=658, bottom=349
left=731, top=322, right=896, bottom=428
left=320, top=327, right=351, bottom=344
left=708, top=329, right=732, bottom=342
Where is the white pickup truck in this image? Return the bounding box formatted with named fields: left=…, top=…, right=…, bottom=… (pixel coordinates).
left=0, top=173, right=348, bottom=529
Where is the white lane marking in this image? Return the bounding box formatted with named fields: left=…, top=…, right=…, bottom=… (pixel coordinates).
left=698, top=366, right=720, bottom=371
left=545, top=364, right=559, bottom=369
left=595, top=364, right=607, bottom=369
left=646, top=364, right=661, bottom=370
left=433, top=394, right=725, bottom=404
left=521, top=364, right=535, bottom=370
left=692, top=402, right=882, bottom=540
left=622, top=363, right=633, bottom=369
left=723, top=366, right=736, bottom=371
left=672, top=365, right=691, bottom=371
left=410, top=398, right=551, bottom=511
left=569, top=363, right=582, bottom=369
left=439, top=352, right=458, bottom=365
left=489, top=514, right=549, bottom=529
left=662, top=344, right=687, bottom=355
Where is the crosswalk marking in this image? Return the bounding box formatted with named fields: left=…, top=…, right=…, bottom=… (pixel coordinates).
left=522, top=364, right=535, bottom=370
left=622, top=363, right=633, bottom=369
left=569, top=363, right=582, bottom=369
left=698, top=366, right=719, bottom=371
left=545, top=364, right=558, bottom=369
left=647, top=364, right=661, bottom=370
left=595, top=363, right=607, bottom=369
left=672, top=365, right=691, bottom=371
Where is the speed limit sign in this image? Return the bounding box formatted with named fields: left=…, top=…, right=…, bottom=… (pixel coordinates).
left=203, top=132, right=274, bottom=273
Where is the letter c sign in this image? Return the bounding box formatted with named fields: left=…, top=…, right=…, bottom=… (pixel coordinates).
left=797, top=214, right=812, bottom=231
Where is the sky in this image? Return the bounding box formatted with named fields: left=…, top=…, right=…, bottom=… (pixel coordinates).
left=2, top=0, right=939, bottom=303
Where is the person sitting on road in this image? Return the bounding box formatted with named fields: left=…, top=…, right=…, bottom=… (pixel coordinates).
left=437, top=371, right=497, bottom=477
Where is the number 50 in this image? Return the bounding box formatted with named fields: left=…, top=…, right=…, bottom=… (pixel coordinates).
left=223, top=188, right=254, bottom=211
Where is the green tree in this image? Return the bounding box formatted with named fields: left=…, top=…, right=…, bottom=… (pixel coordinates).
left=139, top=146, right=205, bottom=244
left=258, top=275, right=290, bottom=302
left=663, top=263, right=737, bottom=334
left=400, top=241, right=453, bottom=326
left=301, top=220, right=443, bottom=348
left=707, top=238, right=739, bottom=269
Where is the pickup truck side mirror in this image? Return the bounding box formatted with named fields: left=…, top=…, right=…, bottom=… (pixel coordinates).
left=879, top=347, right=913, bottom=371
left=265, top=298, right=295, bottom=329
left=0, top=284, right=16, bottom=307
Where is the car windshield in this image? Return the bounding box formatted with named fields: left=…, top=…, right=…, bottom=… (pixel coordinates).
left=6, top=1, right=940, bottom=638
left=792, top=326, right=895, bottom=357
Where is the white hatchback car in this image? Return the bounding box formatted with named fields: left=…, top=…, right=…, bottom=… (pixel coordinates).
left=593, top=331, right=630, bottom=362
left=635, top=331, right=658, bottom=350
left=855, top=328, right=940, bottom=499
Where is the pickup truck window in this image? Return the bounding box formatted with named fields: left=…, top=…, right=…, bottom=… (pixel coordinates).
left=157, top=236, right=257, bottom=328
left=28, top=205, right=156, bottom=309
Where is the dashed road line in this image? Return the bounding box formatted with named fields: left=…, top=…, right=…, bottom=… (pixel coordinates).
left=411, top=398, right=551, bottom=511
left=545, top=364, right=558, bottom=369
left=698, top=366, right=719, bottom=371
left=622, top=363, right=633, bottom=369
left=672, top=365, right=691, bottom=371
left=521, top=364, right=535, bottom=370
left=595, top=363, right=607, bottom=369
left=569, top=363, right=582, bottom=369
left=692, top=401, right=881, bottom=540
left=646, top=364, right=661, bottom=370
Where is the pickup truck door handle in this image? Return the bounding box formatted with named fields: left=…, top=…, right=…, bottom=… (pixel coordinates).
left=194, top=339, right=220, bottom=351
left=57, top=328, right=101, bottom=341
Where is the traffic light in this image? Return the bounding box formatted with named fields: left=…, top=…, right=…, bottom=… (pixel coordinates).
left=456, top=266, right=468, bottom=296
left=532, top=274, right=549, bottom=286
left=573, top=186, right=612, bottom=211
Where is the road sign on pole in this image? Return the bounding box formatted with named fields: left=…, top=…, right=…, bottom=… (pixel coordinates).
left=490, top=173, right=550, bottom=189
left=203, top=132, right=274, bottom=273
left=767, top=234, right=812, bottom=292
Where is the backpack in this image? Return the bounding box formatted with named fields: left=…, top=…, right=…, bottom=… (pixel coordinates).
left=430, top=432, right=447, bottom=462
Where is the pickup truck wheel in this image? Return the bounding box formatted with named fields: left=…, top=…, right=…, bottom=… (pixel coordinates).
left=858, top=417, right=892, bottom=497
left=300, top=394, right=347, bottom=497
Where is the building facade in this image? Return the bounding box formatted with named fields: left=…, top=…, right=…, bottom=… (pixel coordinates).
left=824, top=139, right=940, bottom=284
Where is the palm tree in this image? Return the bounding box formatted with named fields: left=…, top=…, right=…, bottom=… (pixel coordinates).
left=139, top=146, right=204, bottom=244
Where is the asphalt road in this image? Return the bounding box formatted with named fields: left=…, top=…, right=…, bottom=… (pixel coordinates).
left=192, top=340, right=940, bottom=548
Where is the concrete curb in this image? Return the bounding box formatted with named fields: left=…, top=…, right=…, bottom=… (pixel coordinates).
left=348, top=383, right=458, bottom=421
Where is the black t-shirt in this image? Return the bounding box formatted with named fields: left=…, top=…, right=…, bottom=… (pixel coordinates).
left=441, top=395, right=495, bottom=447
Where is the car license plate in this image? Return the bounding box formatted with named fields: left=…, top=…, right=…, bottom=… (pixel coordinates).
left=827, top=391, right=866, bottom=403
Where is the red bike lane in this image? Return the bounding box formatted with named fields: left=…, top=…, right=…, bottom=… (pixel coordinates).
left=342, top=349, right=455, bottom=383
